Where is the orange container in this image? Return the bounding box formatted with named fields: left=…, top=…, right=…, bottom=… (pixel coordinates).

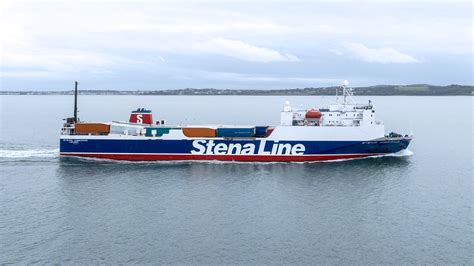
left=75, top=123, right=110, bottom=135
left=182, top=127, right=216, bottom=137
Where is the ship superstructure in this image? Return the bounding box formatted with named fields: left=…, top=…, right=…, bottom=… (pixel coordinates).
left=60, top=81, right=412, bottom=162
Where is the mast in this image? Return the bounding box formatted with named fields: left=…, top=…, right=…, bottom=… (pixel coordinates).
left=341, top=80, right=353, bottom=105
left=73, top=81, right=78, bottom=122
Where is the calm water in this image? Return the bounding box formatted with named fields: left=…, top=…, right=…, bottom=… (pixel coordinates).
left=0, top=95, right=472, bottom=264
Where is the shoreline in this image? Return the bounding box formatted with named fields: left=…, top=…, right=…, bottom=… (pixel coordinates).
left=1, top=85, right=472, bottom=96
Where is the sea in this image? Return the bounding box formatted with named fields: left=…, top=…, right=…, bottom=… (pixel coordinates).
left=0, top=95, right=472, bottom=264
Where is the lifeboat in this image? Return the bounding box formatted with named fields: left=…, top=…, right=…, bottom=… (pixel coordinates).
left=305, top=109, right=322, bottom=119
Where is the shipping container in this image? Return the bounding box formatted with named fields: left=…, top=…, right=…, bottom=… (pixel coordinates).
left=145, top=127, right=172, bottom=137
left=216, top=127, right=255, bottom=138
left=254, top=126, right=269, bottom=137
left=75, top=123, right=110, bottom=135
left=182, top=127, right=216, bottom=137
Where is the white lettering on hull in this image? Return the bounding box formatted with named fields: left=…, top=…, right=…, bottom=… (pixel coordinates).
left=191, top=140, right=305, bottom=155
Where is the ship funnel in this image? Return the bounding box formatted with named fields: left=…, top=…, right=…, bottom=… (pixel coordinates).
left=73, top=81, right=78, bottom=122
left=129, top=108, right=153, bottom=124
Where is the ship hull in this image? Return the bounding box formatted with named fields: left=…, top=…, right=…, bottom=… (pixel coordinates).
left=59, top=137, right=411, bottom=162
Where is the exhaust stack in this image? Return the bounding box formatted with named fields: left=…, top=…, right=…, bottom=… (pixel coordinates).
left=73, top=81, right=78, bottom=122
left=129, top=108, right=153, bottom=124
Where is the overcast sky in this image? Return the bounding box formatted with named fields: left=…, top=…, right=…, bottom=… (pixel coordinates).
left=0, top=0, right=472, bottom=90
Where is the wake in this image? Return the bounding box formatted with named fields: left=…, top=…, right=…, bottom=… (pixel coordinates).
left=0, top=149, right=59, bottom=158
left=0, top=148, right=413, bottom=162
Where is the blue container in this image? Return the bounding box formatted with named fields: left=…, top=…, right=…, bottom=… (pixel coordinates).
left=254, top=126, right=268, bottom=137
left=145, top=127, right=171, bottom=137
left=216, top=127, right=255, bottom=138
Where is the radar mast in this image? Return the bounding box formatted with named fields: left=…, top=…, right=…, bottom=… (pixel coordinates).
left=341, top=80, right=354, bottom=105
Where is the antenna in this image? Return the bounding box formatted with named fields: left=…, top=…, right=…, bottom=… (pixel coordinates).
left=73, top=81, right=78, bottom=122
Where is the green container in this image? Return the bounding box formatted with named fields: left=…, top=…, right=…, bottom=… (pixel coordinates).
left=145, top=127, right=171, bottom=137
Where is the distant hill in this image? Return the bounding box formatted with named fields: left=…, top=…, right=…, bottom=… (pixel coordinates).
left=350, top=84, right=472, bottom=96
left=1, top=84, right=472, bottom=96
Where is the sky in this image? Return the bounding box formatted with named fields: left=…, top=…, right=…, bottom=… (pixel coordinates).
left=0, top=0, right=472, bottom=90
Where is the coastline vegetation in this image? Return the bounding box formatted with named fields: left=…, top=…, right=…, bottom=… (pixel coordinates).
left=1, top=84, right=472, bottom=96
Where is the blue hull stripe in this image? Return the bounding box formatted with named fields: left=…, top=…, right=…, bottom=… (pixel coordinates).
left=60, top=139, right=410, bottom=155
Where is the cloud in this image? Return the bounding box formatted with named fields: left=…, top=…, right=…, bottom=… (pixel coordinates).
left=0, top=71, right=60, bottom=79
left=197, top=38, right=300, bottom=62
left=195, top=71, right=336, bottom=83
left=0, top=1, right=471, bottom=89
left=2, top=50, right=113, bottom=71
left=328, top=49, right=343, bottom=56
left=105, top=37, right=299, bottom=63
left=345, top=42, right=419, bottom=63
left=103, top=21, right=295, bottom=35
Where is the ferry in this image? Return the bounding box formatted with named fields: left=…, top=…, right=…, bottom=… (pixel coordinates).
left=60, top=81, right=412, bottom=162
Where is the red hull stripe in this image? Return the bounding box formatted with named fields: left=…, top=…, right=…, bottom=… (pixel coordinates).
left=60, top=153, right=382, bottom=162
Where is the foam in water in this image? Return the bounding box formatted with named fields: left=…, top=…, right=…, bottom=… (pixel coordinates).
left=0, top=149, right=59, bottom=158
left=383, top=149, right=414, bottom=157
